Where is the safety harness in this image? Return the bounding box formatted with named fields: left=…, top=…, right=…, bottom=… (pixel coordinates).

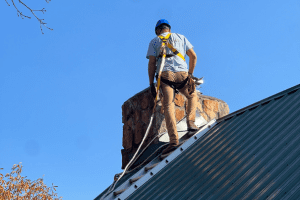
left=161, top=77, right=189, bottom=94
left=157, top=33, right=191, bottom=94
left=158, top=33, right=185, bottom=61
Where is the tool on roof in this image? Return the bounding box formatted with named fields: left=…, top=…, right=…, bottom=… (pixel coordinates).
left=192, top=75, right=204, bottom=86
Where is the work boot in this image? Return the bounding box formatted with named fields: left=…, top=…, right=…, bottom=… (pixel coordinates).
left=187, top=120, right=199, bottom=132
left=161, top=143, right=180, bottom=156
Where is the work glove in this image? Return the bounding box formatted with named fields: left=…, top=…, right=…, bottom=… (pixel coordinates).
left=150, top=83, right=157, bottom=98
left=187, top=75, right=196, bottom=95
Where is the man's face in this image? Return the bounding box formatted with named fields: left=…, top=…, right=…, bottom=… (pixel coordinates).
left=155, top=28, right=170, bottom=36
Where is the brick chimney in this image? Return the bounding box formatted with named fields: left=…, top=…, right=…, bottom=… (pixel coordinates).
left=121, top=87, right=229, bottom=169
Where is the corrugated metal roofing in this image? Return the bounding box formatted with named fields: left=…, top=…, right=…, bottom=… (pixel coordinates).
left=126, top=84, right=300, bottom=200
left=95, top=168, right=138, bottom=200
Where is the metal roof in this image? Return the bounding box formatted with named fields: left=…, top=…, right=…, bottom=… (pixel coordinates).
left=126, top=84, right=300, bottom=200
left=96, top=119, right=215, bottom=200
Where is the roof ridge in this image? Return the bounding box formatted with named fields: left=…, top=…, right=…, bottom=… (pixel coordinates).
left=218, top=83, right=300, bottom=123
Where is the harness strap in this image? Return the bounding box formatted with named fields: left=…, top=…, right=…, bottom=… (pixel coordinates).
left=166, top=43, right=185, bottom=61
left=158, top=54, right=175, bottom=58
left=158, top=33, right=185, bottom=61
left=158, top=32, right=172, bottom=42
left=161, top=76, right=189, bottom=92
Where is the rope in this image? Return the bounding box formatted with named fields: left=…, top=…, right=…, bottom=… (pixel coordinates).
left=127, top=143, right=169, bottom=173
left=120, top=114, right=189, bottom=175
left=125, top=132, right=169, bottom=173
left=100, top=115, right=157, bottom=200
left=100, top=115, right=190, bottom=200
left=99, top=42, right=168, bottom=200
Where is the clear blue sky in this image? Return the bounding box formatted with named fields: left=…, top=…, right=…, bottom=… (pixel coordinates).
left=1, top=0, right=299, bottom=199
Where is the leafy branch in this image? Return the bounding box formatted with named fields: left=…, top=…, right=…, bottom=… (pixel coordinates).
left=5, top=0, right=52, bottom=34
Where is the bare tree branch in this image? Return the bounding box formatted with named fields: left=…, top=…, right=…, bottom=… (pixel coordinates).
left=4, top=0, right=10, bottom=6
left=6, top=0, right=53, bottom=34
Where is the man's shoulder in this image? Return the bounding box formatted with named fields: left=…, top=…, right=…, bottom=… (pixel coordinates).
left=149, top=36, right=159, bottom=43
left=171, top=33, right=186, bottom=40
left=148, top=33, right=187, bottom=44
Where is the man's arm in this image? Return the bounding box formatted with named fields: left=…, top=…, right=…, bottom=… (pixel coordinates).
left=148, top=56, right=156, bottom=85
left=186, top=48, right=197, bottom=75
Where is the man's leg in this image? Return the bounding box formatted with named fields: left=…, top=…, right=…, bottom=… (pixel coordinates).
left=177, top=72, right=199, bottom=130
left=160, top=81, right=179, bottom=145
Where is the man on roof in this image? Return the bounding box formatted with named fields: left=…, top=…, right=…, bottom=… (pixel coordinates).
left=147, top=19, right=199, bottom=156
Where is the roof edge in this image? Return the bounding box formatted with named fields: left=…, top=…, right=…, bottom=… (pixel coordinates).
left=217, top=83, right=300, bottom=123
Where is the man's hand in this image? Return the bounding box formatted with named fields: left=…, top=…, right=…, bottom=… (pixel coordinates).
left=150, top=83, right=157, bottom=98
left=186, top=48, right=197, bottom=75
